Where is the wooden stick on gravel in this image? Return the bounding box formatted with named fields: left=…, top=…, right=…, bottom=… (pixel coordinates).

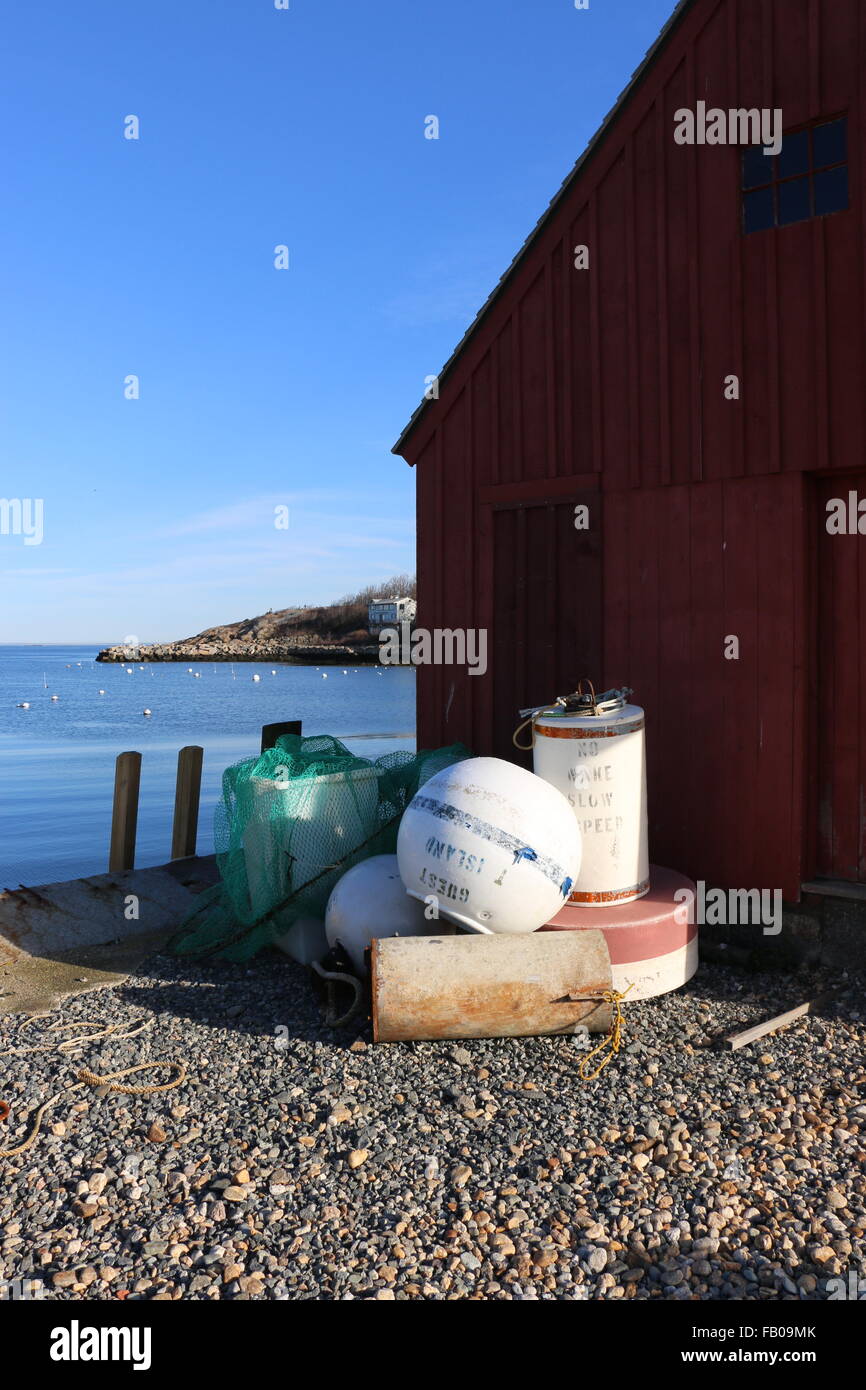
left=723, top=995, right=829, bottom=1051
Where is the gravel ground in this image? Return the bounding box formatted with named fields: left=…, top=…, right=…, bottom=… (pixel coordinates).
left=1, top=952, right=864, bottom=1301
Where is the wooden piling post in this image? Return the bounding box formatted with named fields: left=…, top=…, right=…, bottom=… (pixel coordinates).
left=260, top=720, right=302, bottom=753
left=171, top=745, right=204, bottom=860
left=109, top=751, right=142, bottom=873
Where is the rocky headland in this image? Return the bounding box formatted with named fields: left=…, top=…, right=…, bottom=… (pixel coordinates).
left=95, top=595, right=392, bottom=665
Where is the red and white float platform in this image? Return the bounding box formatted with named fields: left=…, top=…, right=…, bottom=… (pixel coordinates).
left=540, top=864, right=698, bottom=1000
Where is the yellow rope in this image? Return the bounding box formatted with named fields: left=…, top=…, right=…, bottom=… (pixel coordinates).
left=0, top=1018, right=187, bottom=1160
left=76, top=1060, right=186, bottom=1095
left=578, top=984, right=634, bottom=1082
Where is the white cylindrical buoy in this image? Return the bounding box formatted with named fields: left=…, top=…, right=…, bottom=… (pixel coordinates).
left=325, top=854, right=437, bottom=974
left=243, top=767, right=381, bottom=927
left=532, top=688, right=649, bottom=906
left=397, top=756, right=580, bottom=934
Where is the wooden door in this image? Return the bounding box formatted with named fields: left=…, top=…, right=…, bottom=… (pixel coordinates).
left=490, top=493, right=601, bottom=767
left=816, top=472, right=866, bottom=880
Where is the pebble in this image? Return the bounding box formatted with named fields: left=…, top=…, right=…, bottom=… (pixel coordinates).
left=0, top=956, right=860, bottom=1304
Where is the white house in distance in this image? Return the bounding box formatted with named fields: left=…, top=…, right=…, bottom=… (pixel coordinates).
left=367, top=596, right=417, bottom=633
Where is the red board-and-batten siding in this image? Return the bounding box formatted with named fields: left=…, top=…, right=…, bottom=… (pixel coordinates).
left=396, top=0, right=866, bottom=903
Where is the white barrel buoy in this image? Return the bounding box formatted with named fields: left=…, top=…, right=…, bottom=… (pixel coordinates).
left=530, top=687, right=649, bottom=907
left=325, top=854, right=436, bottom=974
left=243, top=767, right=381, bottom=927
left=397, top=756, right=580, bottom=934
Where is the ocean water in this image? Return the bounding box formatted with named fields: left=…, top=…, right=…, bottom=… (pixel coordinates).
left=0, top=645, right=416, bottom=888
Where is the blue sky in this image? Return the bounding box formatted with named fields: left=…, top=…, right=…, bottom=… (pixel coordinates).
left=0, top=0, right=674, bottom=643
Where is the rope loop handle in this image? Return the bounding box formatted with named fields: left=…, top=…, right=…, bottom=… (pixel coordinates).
left=512, top=694, right=569, bottom=751
left=511, top=714, right=536, bottom=751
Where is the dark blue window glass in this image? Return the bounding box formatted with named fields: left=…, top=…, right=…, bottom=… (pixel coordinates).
left=743, top=117, right=848, bottom=233
left=778, top=177, right=811, bottom=225
left=814, top=165, right=848, bottom=215
left=742, top=145, right=774, bottom=189
left=743, top=186, right=775, bottom=233
left=778, top=129, right=809, bottom=179
left=813, top=119, right=846, bottom=169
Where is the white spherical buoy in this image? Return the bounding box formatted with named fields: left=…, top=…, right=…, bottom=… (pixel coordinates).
left=143, top=708, right=152, bottom=716
left=322, top=673, right=328, bottom=679
left=397, top=756, right=581, bottom=935
left=50, top=694, right=59, bottom=701
left=17, top=702, right=30, bottom=709
left=325, top=854, right=434, bottom=974
left=98, top=689, right=105, bottom=695
left=252, top=673, right=261, bottom=682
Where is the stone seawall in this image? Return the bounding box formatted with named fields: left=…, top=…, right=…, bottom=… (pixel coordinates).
left=95, top=642, right=381, bottom=665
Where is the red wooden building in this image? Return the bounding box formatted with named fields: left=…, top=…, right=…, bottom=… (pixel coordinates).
left=393, top=0, right=866, bottom=905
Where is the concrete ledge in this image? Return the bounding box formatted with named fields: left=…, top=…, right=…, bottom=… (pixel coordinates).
left=0, top=855, right=218, bottom=961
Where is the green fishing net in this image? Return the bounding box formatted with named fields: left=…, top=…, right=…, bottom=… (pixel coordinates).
left=167, top=733, right=471, bottom=961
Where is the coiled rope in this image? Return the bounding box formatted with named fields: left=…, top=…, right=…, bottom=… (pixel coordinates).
left=0, top=1017, right=186, bottom=1160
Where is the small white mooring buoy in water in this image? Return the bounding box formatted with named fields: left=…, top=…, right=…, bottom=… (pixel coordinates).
left=252, top=673, right=261, bottom=682
left=271, top=669, right=276, bottom=675
left=50, top=694, right=59, bottom=701
left=143, top=708, right=152, bottom=716
left=322, top=673, right=328, bottom=679
left=98, top=689, right=106, bottom=695
left=17, top=702, right=30, bottom=709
